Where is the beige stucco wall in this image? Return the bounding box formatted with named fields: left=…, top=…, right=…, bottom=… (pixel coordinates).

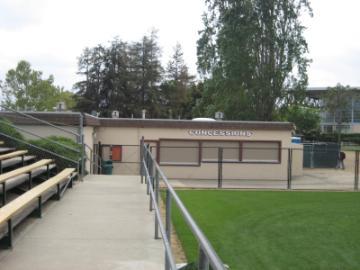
left=95, top=126, right=300, bottom=180
left=291, top=143, right=303, bottom=177
left=16, top=125, right=79, bottom=141
left=351, top=124, right=360, bottom=133
left=96, top=127, right=292, bottom=146
left=83, top=126, right=95, bottom=172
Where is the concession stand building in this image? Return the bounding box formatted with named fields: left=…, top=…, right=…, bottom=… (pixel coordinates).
left=87, top=117, right=303, bottom=181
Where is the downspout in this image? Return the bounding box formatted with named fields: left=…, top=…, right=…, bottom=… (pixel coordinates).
left=79, top=113, right=85, bottom=181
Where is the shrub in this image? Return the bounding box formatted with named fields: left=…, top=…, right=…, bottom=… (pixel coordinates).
left=0, top=117, right=24, bottom=140
left=28, top=136, right=81, bottom=161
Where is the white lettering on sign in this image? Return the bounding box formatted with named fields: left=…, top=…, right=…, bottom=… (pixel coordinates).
left=188, top=130, right=253, bottom=137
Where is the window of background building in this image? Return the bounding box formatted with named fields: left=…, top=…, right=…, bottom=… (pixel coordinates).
left=242, top=142, right=280, bottom=163
left=159, top=140, right=200, bottom=165
left=202, top=141, right=240, bottom=162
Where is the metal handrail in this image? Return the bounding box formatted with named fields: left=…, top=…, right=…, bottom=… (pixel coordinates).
left=84, top=143, right=103, bottom=174
left=0, top=119, right=80, bottom=154
left=142, top=160, right=177, bottom=270
left=0, top=105, right=81, bottom=138
left=0, top=131, right=78, bottom=164
left=142, top=143, right=227, bottom=270
left=0, top=106, right=85, bottom=179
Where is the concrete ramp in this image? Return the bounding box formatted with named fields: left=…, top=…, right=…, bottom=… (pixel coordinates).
left=0, top=175, right=164, bottom=270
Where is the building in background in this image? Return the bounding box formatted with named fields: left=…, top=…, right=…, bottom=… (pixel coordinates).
left=306, top=87, right=360, bottom=133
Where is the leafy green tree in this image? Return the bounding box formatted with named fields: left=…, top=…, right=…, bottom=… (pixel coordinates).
left=1, top=60, right=74, bottom=111
left=197, top=0, right=312, bottom=120
left=284, top=105, right=320, bottom=135
left=322, top=84, right=356, bottom=142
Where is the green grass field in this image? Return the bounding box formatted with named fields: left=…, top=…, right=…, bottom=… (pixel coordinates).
left=171, top=190, right=360, bottom=270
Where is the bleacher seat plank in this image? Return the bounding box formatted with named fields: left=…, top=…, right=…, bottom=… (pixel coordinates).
left=0, top=168, right=75, bottom=225
left=0, top=150, right=28, bottom=161
left=0, top=159, right=53, bottom=184
left=0, top=148, right=15, bottom=154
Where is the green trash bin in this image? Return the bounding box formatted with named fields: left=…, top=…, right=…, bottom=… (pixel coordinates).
left=102, top=160, right=113, bottom=175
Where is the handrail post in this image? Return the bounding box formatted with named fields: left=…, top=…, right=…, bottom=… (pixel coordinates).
left=154, top=169, right=160, bottom=239
left=140, top=137, right=144, bottom=184
left=165, top=189, right=172, bottom=270
left=149, top=152, right=154, bottom=211
left=146, top=149, right=150, bottom=195
left=199, top=246, right=210, bottom=270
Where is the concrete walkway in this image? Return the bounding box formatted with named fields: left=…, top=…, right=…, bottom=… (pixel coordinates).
left=0, top=175, right=164, bottom=270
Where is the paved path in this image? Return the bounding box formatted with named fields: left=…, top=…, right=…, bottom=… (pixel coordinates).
left=0, top=175, right=164, bottom=270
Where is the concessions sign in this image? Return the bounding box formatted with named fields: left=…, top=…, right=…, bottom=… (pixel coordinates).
left=188, top=130, right=253, bottom=137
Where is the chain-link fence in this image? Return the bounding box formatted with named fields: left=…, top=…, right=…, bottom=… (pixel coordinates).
left=98, top=143, right=360, bottom=191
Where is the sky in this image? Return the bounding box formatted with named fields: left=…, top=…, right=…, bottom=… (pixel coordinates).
left=0, top=0, right=359, bottom=91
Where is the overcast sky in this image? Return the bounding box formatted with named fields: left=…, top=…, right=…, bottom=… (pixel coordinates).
left=0, top=0, right=359, bottom=91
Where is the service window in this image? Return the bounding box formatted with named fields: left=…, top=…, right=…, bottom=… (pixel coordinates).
left=242, top=142, right=280, bottom=163
left=111, top=145, right=122, bottom=161
left=159, top=140, right=200, bottom=166
left=202, top=141, right=240, bottom=162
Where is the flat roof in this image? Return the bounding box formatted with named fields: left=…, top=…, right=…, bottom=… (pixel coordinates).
left=0, top=112, right=294, bottom=131
left=306, top=87, right=360, bottom=98
left=97, top=118, right=294, bottom=130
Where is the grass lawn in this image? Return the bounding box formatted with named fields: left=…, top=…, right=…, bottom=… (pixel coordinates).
left=171, top=190, right=360, bottom=270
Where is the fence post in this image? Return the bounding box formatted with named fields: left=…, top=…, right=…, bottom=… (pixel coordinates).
left=218, top=147, right=223, bottom=188
left=165, top=189, right=172, bottom=270
left=154, top=169, right=160, bottom=239
left=355, top=151, right=359, bottom=191
left=146, top=149, right=150, bottom=194
left=198, top=246, right=210, bottom=270
left=287, top=149, right=292, bottom=190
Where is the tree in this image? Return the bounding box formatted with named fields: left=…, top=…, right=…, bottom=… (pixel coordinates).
left=284, top=105, right=320, bottom=135
left=131, top=31, right=164, bottom=117
left=197, top=0, right=312, bottom=120
left=1, top=60, right=74, bottom=111
left=75, top=32, right=164, bottom=118
left=162, top=43, right=195, bottom=118
left=322, top=84, right=356, bottom=142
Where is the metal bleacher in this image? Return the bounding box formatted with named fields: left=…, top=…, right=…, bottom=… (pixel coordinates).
left=0, top=141, right=76, bottom=248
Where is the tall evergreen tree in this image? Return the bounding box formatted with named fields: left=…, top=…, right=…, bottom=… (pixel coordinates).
left=196, top=0, right=312, bottom=120
left=162, top=43, right=194, bottom=119
left=74, top=32, right=163, bottom=118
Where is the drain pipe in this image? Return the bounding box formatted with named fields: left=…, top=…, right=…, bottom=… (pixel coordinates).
left=79, top=113, right=85, bottom=181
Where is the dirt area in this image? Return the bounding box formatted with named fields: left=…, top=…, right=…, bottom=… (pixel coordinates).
left=159, top=196, right=187, bottom=264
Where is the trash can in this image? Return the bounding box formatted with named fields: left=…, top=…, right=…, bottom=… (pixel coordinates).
left=102, top=160, right=113, bottom=175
